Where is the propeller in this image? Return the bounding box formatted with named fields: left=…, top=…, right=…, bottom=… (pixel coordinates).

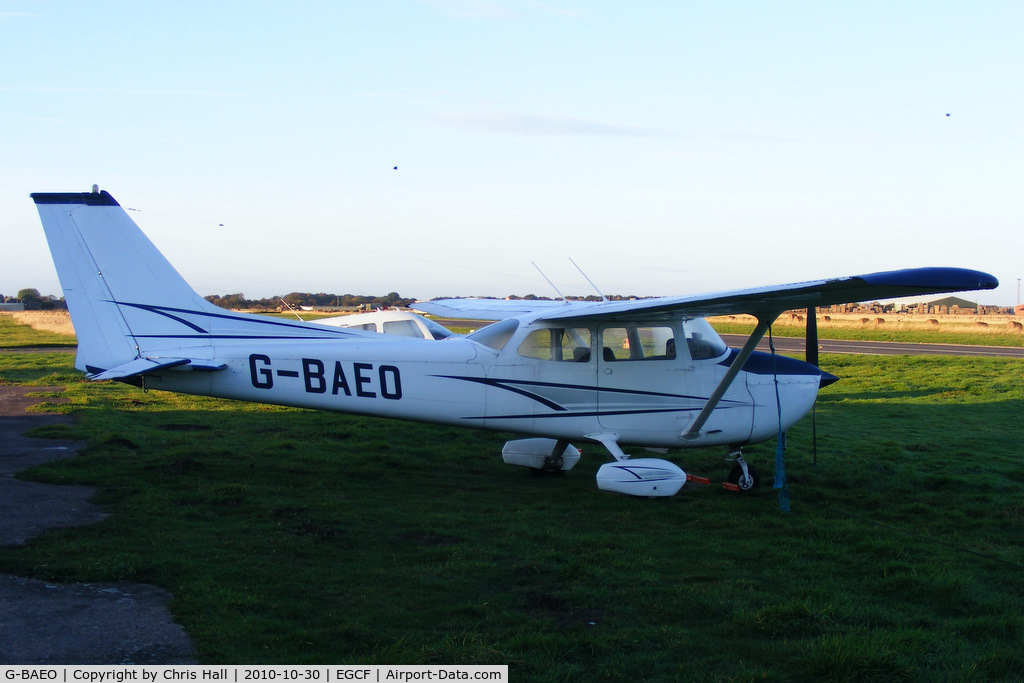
left=806, top=306, right=819, bottom=466
left=806, top=305, right=819, bottom=368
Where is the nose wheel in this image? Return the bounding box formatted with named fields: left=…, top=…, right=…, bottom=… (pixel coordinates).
left=724, top=449, right=760, bottom=492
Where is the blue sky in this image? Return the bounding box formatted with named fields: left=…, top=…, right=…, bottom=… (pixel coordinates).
left=2, top=1, right=1021, bottom=304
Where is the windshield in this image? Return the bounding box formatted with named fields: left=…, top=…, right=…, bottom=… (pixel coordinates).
left=421, top=317, right=454, bottom=340
left=683, top=318, right=729, bottom=360
left=467, top=319, right=519, bottom=350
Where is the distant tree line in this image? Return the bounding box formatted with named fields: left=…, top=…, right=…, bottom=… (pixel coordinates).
left=204, top=291, right=415, bottom=310
left=204, top=291, right=648, bottom=311
left=2, top=288, right=644, bottom=313
left=1, top=288, right=66, bottom=310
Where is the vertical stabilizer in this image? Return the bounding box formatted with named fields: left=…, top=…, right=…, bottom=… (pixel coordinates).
left=33, top=190, right=232, bottom=373
left=33, top=189, right=355, bottom=377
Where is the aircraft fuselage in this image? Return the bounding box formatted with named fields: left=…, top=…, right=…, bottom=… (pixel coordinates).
left=143, top=315, right=823, bottom=451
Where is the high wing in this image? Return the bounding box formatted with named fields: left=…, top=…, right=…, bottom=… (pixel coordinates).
left=417, top=268, right=998, bottom=447
left=415, top=267, right=998, bottom=323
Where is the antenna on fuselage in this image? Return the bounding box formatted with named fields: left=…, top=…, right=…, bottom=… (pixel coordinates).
left=532, top=262, right=568, bottom=302
left=569, top=257, right=608, bottom=301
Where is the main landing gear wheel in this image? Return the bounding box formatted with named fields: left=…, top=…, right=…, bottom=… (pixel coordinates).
left=726, top=463, right=760, bottom=492
left=530, top=464, right=566, bottom=477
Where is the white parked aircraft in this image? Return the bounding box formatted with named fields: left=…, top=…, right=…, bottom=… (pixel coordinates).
left=33, top=189, right=998, bottom=497
left=314, top=309, right=455, bottom=340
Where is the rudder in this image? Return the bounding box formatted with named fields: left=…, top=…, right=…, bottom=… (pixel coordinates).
left=33, top=188, right=349, bottom=377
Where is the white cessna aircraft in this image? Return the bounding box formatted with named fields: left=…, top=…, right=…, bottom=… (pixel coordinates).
left=314, top=309, right=455, bottom=340
left=33, top=189, right=998, bottom=497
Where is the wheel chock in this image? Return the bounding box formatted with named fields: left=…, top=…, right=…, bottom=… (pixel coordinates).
left=686, top=474, right=711, bottom=486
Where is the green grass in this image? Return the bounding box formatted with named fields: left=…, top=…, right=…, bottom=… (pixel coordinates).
left=1, top=337, right=1022, bottom=677
left=0, top=349, right=82, bottom=385
left=0, top=314, right=77, bottom=348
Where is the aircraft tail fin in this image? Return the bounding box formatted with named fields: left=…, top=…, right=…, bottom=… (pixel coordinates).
left=32, top=189, right=349, bottom=377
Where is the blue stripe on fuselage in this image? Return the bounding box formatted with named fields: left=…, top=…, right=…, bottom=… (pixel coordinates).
left=719, top=349, right=821, bottom=377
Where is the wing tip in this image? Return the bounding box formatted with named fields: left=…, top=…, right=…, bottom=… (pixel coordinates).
left=858, top=267, right=999, bottom=292
left=31, top=190, right=120, bottom=207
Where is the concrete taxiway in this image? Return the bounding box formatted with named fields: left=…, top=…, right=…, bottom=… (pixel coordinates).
left=718, top=334, right=1024, bottom=358
left=0, top=385, right=195, bottom=665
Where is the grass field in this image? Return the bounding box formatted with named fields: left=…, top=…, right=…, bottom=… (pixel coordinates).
left=0, top=311, right=77, bottom=347
left=1, top=318, right=1023, bottom=679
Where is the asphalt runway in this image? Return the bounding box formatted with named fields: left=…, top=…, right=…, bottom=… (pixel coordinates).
left=0, top=385, right=195, bottom=664
left=718, top=334, right=1024, bottom=358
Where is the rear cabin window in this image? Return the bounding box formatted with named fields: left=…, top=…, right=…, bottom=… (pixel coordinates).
left=600, top=326, right=676, bottom=361
left=518, top=327, right=593, bottom=362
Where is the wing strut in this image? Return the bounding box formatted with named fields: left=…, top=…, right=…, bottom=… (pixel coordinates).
left=586, top=432, right=630, bottom=461
left=682, top=314, right=778, bottom=440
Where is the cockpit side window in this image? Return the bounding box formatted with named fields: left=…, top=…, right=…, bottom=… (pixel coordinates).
left=600, top=326, right=676, bottom=361
left=683, top=318, right=729, bottom=360
left=467, top=319, right=520, bottom=350
left=518, top=327, right=593, bottom=362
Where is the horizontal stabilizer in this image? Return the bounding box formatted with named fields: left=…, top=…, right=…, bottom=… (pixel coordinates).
left=88, top=357, right=227, bottom=381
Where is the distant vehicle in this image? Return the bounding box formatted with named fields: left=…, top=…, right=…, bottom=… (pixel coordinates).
left=313, top=310, right=454, bottom=340
left=33, top=188, right=998, bottom=497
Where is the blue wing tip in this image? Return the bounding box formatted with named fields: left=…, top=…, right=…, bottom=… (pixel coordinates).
left=859, top=267, right=998, bottom=292
left=31, top=190, right=120, bottom=207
